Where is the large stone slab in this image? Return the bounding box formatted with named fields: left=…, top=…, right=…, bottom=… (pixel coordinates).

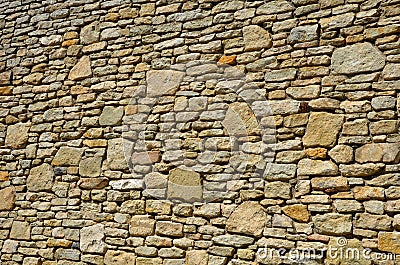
left=186, top=250, right=208, bottom=265
left=282, top=204, right=310, bottom=222
left=80, top=224, right=106, bottom=254
left=257, top=0, right=295, bottom=15
left=0, top=186, right=15, bottom=210
left=331, top=42, right=386, bottom=74
left=99, top=106, right=124, bottom=126
left=80, top=22, right=100, bottom=44
left=226, top=201, right=267, bottom=237
left=129, top=215, right=155, bottom=236
left=104, top=250, right=136, bottom=265
left=303, top=112, right=344, bottom=147
left=52, top=147, right=84, bottom=166
left=10, top=221, right=31, bottom=240
left=313, top=213, right=352, bottom=235
left=213, top=235, right=254, bottom=247
left=5, top=123, right=30, bottom=149
left=27, top=163, right=54, bottom=192
left=298, top=159, right=339, bottom=176
left=242, top=25, right=272, bottom=51
left=168, top=168, right=202, bottom=202
left=288, top=24, right=319, bottom=44
left=68, top=56, right=92, bottom=80
left=355, top=143, right=400, bottom=163
left=146, top=70, right=184, bottom=97
left=79, top=157, right=102, bottom=177
left=107, top=138, right=129, bottom=170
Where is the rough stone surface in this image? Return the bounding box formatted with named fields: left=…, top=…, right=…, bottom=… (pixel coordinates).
left=68, top=56, right=92, bottom=80
left=52, top=147, right=84, bottom=166
left=27, top=163, right=54, bottom=191
left=331, top=42, right=386, bottom=74
left=378, top=232, right=400, bottom=254
left=0, top=186, right=15, bottom=210
left=168, top=168, right=202, bottom=202
left=226, top=201, right=267, bottom=237
left=80, top=224, right=106, bottom=254
left=242, top=25, right=272, bottom=51
left=5, top=123, right=29, bottom=149
left=282, top=204, right=310, bottom=222
left=99, top=106, right=124, bottom=126
left=313, top=214, right=352, bottom=235
left=298, top=159, right=339, bottom=176
left=1, top=0, right=400, bottom=263
left=303, top=112, right=344, bottom=147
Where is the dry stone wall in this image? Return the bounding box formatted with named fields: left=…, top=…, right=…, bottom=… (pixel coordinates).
left=0, top=0, right=400, bottom=264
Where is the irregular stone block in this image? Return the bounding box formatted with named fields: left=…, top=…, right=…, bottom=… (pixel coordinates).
left=186, top=250, right=208, bottom=265
left=104, top=250, right=136, bottom=265
left=78, top=177, right=109, bottom=189
left=0, top=186, right=15, bottom=210
left=107, top=138, right=129, bottom=170
left=52, top=147, right=84, bottom=166
left=226, top=201, right=267, bottom=237
left=303, top=112, right=344, bottom=147
left=355, top=143, right=400, bottom=163
left=168, top=168, right=202, bottom=203
left=146, top=70, right=184, bottom=97
left=110, top=179, right=143, bottom=190
left=10, top=221, right=31, bottom=240
left=5, top=122, right=30, bottom=149
left=99, top=106, right=124, bottom=126
left=80, top=21, right=100, bottom=44
left=264, top=164, right=297, bottom=181
left=213, top=235, right=254, bottom=247
left=328, top=145, right=353, bottom=164
left=331, top=42, right=386, bottom=74
left=282, top=204, right=310, bottom=223
left=288, top=24, right=319, bottom=44
left=27, top=163, right=54, bottom=192
left=340, top=163, right=384, bottom=177
left=257, top=0, right=295, bottom=15
left=265, top=181, right=291, bottom=199
left=313, top=213, right=352, bottom=235
left=298, top=159, right=338, bottom=176
left=79, top=157, right=102, bottom=177
left=265, top=68, right=297, bottom=82
left=311, top=177, right=349, bottom=192
left=120, top=200, right=145, bottom=214
left=129, top=215, right=155, bottom=236
left=378, top=232, right=400, bottom=254
left=355, top=213, right=391, bottom=230
left=80, top=224, right=106, bottom=254
left=156, top=221, right=183, bottom=237
left=68, top=56, right=92, bottom=80
left=243, top=25, right=272, bottom=51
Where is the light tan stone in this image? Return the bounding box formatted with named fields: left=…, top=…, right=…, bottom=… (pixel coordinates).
left=355, top=143, right=400, bottom=163
left=68, top=56, right=92, bottom=80
left=5, top=123, right=30, bottom=149
left=226, top=201, right=267, bottom=237
left=186, top=250, right=208, bottom=265
left=10, top=221, right=31, bottom=240
left=168, top=168, right=202, bottom=203
left=52, top=147, right=84, bottom=166
left=329, top=145, right=353, bottom=164
left=27, top=163, right=54, bottom=192
left=243, top=25, right=272, bottom=51
left=303, top=112, right=344, bottom=147
left=298, top=159, right=339, bottom=176
left=129, top=215, right=155, bottom=236
left=104, top=250, right=136, bottom=265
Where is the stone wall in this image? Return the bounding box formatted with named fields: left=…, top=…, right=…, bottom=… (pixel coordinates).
left=0, top=0, right=400, bottom=264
